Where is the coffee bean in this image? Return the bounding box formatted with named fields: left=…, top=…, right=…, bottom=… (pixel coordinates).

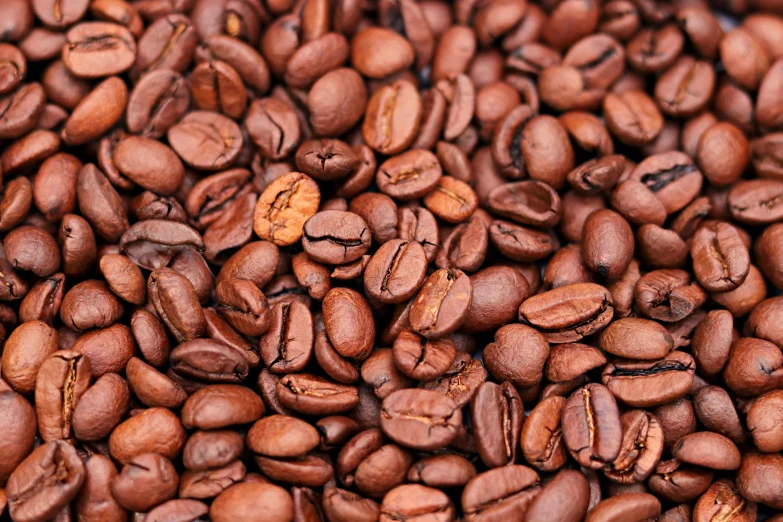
left=6, top=441, right=85, bottom=522
left=381, top=388, right=462, bottom=451
left=63, top=22, right=136, bottom=78
left=461, top=465, right=541, bottom=521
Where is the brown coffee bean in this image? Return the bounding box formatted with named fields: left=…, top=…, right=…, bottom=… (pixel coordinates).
left=634, top=269, right=706, bottom=322
left=0, top=391, right=37, bottom=483
left=362, top=80, right=422, bottom=155
left=253, top=172, right=320, bottom=247
left=562, top=384, right=623, bottom=470
left=519, top=283, right=614, bottom=343
left=181, top=384, right=265, bottom=430
left=6, top=441, right=85, bottom=522
left=170, top=339, right=250, bottom=384
left=4, top=224, right=60, bottom=276
left=247, top=415, right=319, bottom=458
left=392, top=329, right=455, bottom=381
left=471, top=381, right=523, bottom=469
left=63, top=22, right=136, bottom=78
left=111, top=452, right=179, bottom=512
left=672, top=431, right=741, bottom=471
left=210, top=482, right=293, bottom=522
left=409, top=268, right=472, bottom=339
left=1, top=320, right=58, bottom=393
left=72, top=373, right=130, bottom=441
left=0, top=83, right=46, bottom=139
left=168, top=111, right=243, bottom=172
left=728, top=179, right=783, bottom=225
left=603, top=351, right=695, bottom=408
left=126, top=357, right=187, bottom=409
left=599, top=318, right=673, bottom=360
left=277, top=373, right=359, bottom=415
left=364, top=239, right=427, bottom=304
left=308, top=68, right=367, bottom=137
left=260, top=301, right=314, bottom=374
left=302, top=209, right=371, bottom=262
left=585, top=493, right=661, bottom=522
left=582, top=209, right=634, bottom=279
left=34, top=350, right=91, bottom=442
left=183, top=430, right=244, bottom=472
left=461, top=465, right=541, bottom=521
left=149, top=268, right=205, bottom=342
left=380, top=388, right=462, bottom=451
left=18, top=273, right=64, bottom=325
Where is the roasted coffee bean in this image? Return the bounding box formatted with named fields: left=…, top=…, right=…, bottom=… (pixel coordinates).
left=381, top=388, right=462, bottom=451
left=364, top=239, right=427, bottom=305
left=561, top=384, right=622, bottom=470
left=72, top=372, right=130, bottom=441
left=603, top=351, right=695, bottom=408
left=63, top=22, right=136, bottom=79
left=0, top=0, right=778, bottom=514
left=392, top=329, right=455, bottom=381
left=277, top=373, right=359, bottom=415
left=6, top=440, right=85, bottom=522
left=471, top=381, right=523, bottom=469
left=461, top=465, right=541, bottom=521
left=519, top=283, right=614, bottom=343
left=635, top=270, right=707, bottom=323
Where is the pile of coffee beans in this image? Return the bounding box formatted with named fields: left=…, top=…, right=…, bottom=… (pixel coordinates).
left=2, top=0, right=783, bottom=520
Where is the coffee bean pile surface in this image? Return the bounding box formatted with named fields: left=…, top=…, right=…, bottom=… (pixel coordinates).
left=1, top=0, right=783, bottom=520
